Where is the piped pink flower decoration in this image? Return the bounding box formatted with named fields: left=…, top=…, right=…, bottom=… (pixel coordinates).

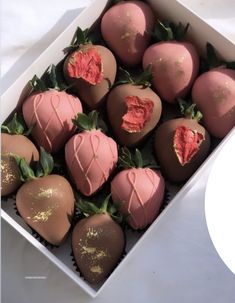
left=121, top=96, right=154, bottom=133
left=67, top=48, right=103, bottom=85
left=174, top=125, right=204, bottom=166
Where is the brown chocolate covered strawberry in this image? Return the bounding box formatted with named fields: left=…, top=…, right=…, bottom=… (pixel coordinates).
left=107, top=68, right=162, bottom=147
left=65, top=111, right=118, bottom=196
left=63, top=27, right=117, bottom=109
left=1, top=114, right=39, bottom=196
left=111, top=148, right=165, bottom=230
left=22, top=65, right=83, bottom=154
left=154, top=101, right=211, bottom=183
left=72, top=195, right=125, bottom=284
left=15, top=147, right=75, bottom=246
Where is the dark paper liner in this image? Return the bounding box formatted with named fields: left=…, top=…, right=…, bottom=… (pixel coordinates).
left=13, top=202, right=58, bottom=249
left=1, top=193, right=16, bottom=202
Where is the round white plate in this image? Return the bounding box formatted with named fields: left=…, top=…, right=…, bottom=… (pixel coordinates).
left=205, top=131, right=235, bottom=274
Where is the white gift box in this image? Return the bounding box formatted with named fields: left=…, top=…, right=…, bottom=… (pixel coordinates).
left=1, top=0, right=234, bottom=298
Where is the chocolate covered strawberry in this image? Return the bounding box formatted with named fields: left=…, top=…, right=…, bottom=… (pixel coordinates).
left=107, top=68, right=162, bottom=147
left=143, top=21, right=199, bottom=103
left=192, top=43, right=235, bottom=138
left=65, top=111, right=118, bottom=196
left=1, top=114, right=39, bottom=196
left=101, top=0, right=155, bottom=67
left=154, top=101, right=211, bottom=182
left=22, top=66, right=83, bottom=154
left=111, top=148, right=165, bottom=230
left=63, top=27, right=117, bottom=109
left=15, top=147, right=75, bottom=246
left=72, top=195, right=125, bottom=284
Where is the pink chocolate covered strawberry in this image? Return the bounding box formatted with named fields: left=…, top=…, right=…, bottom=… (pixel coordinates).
left=154, top=101, right=211, bottom=182
left=192, top=44, right=235, bottom=138
left=143, top=21, right=199, bottom=103
left=63, top=27, right=117, bottom=109
left=101, top=0, right=155, bottom=67
left=111, top=148, right=165, bottom=230
left=65, top=111, right=118, bottom=196
left=22, top=66, right=83, bottom=154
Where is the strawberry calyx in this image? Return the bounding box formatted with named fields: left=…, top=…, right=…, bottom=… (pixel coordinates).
left=118, top=147, right=158, bottom=170
left=1, top=113, right=32, bottom=136
left=72, top=110, right=99, bottom=131
left=173, top=126, right=204, bottom=166
left=63, top=27, right=91, bottom=54
left=113, top=66, right=152, bottom=88
left=178, top=99, right=203, bottom=122
left=201, top=43, right=235, bottom=72
left=14, top=147, right=54, bottom=182
left=29, top=64, right=70, bottom=93
left=152, top=20, right=189, bottom=42
left=77, top=194, right=123, bottom=223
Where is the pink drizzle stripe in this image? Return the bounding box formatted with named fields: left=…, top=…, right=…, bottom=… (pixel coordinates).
left=145, top=168, right=157, bottom=216
left=33, top=94, right=52, bottom=151
left=127, top=170, right=148, bottom=228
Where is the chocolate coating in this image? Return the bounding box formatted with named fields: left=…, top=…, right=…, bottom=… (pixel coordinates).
left=16, top=175, right=75, bottom=246
left=1, top=154, right=22, bottom=196
left=107, top=84, right=162, bottom=147
left=72, top=213, right=125, bottom=284
left=154, top=118, right=210, bottom=183
left=1, top=133, right=39, bottom=196
left=111, top=168, right=165, bottom=229
left=64, top=44, right=117, bottom=109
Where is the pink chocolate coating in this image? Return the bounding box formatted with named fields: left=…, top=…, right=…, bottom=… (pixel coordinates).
left=22, top=90, right=82, bottom=154
left=192, top=68, right=235, bottom=138
left=143, top=41, right=199, bottom=103
left=65, top=129, right=118, bottom=196
left=111, top=168, right=165, bottom=229
left=101, top=0, right=155, bottom=67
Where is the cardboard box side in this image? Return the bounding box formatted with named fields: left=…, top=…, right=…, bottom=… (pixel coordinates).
left=1, top=210, right=97, bottom=298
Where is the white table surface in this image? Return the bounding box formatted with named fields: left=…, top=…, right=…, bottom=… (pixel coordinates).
left=1, top=1, right=235, bottom=302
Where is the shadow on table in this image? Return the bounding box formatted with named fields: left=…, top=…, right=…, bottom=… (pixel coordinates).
left=1, top=8, right=84, bottom=94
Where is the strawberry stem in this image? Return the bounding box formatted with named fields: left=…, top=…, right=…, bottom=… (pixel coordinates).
left=118, top=147, right=144, bottom=168
left=178, top=99, right=203, bottom=122
left=152, top=20, right=189, bottom=42
left=77, top=194, right=123, bottom=222
left=1, top=113, right=28, bottom=135
left=113, top=66, right=152, bottom=88
left=100, top=194, right=112, bottom=213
